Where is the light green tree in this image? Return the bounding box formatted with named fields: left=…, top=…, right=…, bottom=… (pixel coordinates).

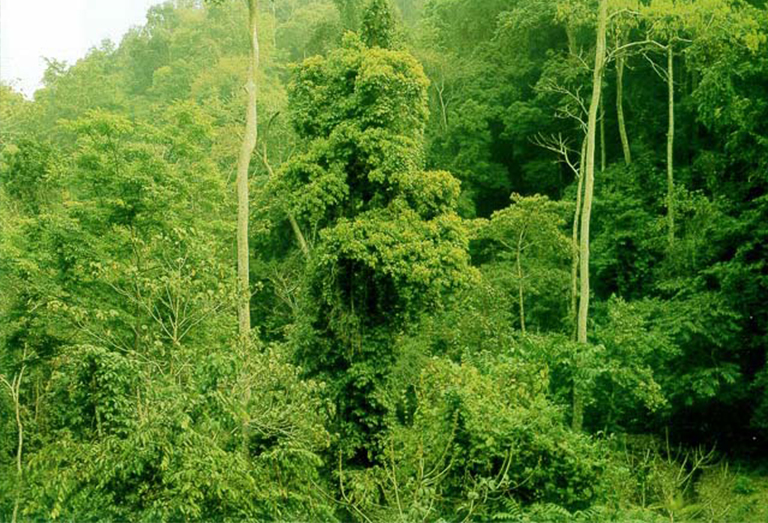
left=480, top=194, right=572, bottom=335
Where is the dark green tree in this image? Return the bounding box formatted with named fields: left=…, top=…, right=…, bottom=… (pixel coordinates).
left=279, top=34, right=474, bottom=461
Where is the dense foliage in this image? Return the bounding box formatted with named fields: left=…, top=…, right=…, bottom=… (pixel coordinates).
left=2, top=0, right=768, bottom=521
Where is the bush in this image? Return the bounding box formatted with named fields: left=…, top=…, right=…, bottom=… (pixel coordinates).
left=341, top=356, right=604, bottom=522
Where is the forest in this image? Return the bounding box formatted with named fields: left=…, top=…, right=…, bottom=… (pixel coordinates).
left=1, top=0, right=768, bottom=521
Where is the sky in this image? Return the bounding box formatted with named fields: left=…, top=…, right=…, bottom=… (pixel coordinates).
left=1, top=0, right=165, bottom=97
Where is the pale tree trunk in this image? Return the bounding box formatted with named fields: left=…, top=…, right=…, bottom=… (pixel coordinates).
left=12, top=383, right=22, bottom=523
left=571, top=138, right=587, bottom=341
left=2, top=364, right=25, bottom=523
left=236, top=0, right=259, bottom=341
left=574, top=0, right=607, bottom=432
left=616, top=54, right=632, bottom=165
left=436, top=79, right=448, bottom=133
left=237, top=0, right=259, bottom=461
left=288, top=213, right=310, bottom=258
left=666, top=44, right=675, bottom=246
left=600, top=95, right=606, bottom=172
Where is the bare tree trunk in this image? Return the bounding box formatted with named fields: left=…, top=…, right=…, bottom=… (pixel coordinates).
left=2, top=365, right=25, bottom=523
left=436, top=79, right=448, bottom=133
left=571, top=138, right=587, bottom=341
left=237, top=0, right=260, bottom=461
left=666, top=44, right=675, bottom=246
left=574, top=0, right=607, bottom=432
left=12, top=385, right=22, bottom=523
left=600, top=95, right=606, bottom=172
left=288, top=213, right=310, bottom=258
left=236, top=0, right=259, bottom=340
left=616, top=54, right=632, bottom=165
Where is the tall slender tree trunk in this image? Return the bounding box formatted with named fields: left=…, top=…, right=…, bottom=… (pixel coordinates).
left=436, top=79, right=448, bottom=133
left=2, top=365, right=25, bottom=523
left=237, top=0, right=259, bottom=461
left=236, top=0, right=259, bottom=340
left=574, top=0, right=607, bottom=432
left=571, top=138, right=587, bottom=341
left=616, top=54, right=632, bottom=166
left=600, top=95, right=606, bottom=172
left=12, top=379, right=22, bottom=523
left=666, top=44, right=675, bottom=246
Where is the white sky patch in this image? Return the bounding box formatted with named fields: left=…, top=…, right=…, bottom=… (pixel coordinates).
left=1, top=0, right=166, bottom=97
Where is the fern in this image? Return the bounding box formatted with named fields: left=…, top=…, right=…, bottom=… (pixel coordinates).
left=524, top=502, right=573, bottom=523
left=490, top=497, right=525, bottom=522
left=488, top=499, right=612, bottom=523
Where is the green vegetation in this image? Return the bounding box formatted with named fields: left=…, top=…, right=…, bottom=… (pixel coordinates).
left=2, top=0, right=768, bottom=521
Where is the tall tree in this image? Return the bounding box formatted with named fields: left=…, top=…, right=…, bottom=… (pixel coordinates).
left=615, top=52, right=632, bottom=165
left=639, top=0, right=716, bottom=246
left=237, top=0, right=259, bottom=338
left=1, top=358, right=25, bottom=523
left=610, top=0, right=642, bottom=167
left=207, top=0, right=259, bottom=339
left=613, top=22, right=633, bottom=166
left=574, top=0, right=608, bottom=432
left=280, top=33, right=474, bottom=460
left=666, top=43, right=675, bottom=246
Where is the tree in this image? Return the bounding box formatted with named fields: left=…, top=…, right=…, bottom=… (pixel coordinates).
left=0, top=354, right=26, bottom=523
left=279, top=34, right=474, bottom=460
left=609, top=4, right=640, bottom=167
left=574, top=0, right=608, bottom=432
left=206, top=0, right=260, bottom=340
left=0, top=105, right=331, bottom=522
left=634, top=0, right=740, bottom=246
left=0, top=86, right=32, bottom=147
left=236, top=0, right=260, bottom=340
left=615, top=49, right=631, bottom=166
left=480, top=194, right=571, bottom=335
left=639, top=0, right=690, bottom=247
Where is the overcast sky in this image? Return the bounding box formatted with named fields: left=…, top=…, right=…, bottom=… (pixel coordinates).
left=1, top=0, right=165, bottom=97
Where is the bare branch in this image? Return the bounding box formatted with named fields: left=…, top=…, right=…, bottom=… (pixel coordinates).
left=532, top=133, right=582, bottom=178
